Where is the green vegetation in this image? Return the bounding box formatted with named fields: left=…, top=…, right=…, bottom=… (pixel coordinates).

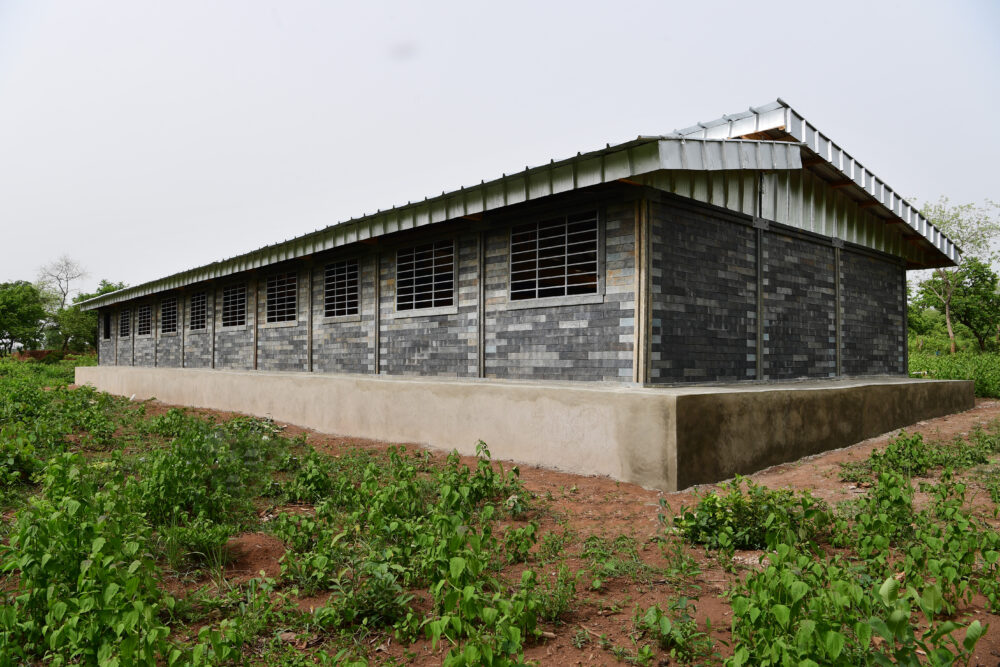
left=667, top=429, right=1000, bottom=666
left=909, top=350, right=1000, bottom=397
left=3, top=356, right=999, bottom=665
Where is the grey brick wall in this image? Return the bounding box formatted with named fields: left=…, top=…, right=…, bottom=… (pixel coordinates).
left=157, top=298, right=182, bottom=367
left=214, top=282, right=255, bottom=370
left=841, top=251, right=905, bottom=375
left=133, top=302, right=156, bottom=367
left=256, top=269, right=309, bottom=373
left=312, top=256, right=376, bottom=374
left=649, top=199, right=757, bottom=383
left=483, top=201, right=635, bottom=382
left=98, top=309, right=115, bottom=365
left=182, top=291, right=214, bottom=368
left=762, top=233, right=837, bottom=379
left=115, top=307, right=133, bottom=366
left=379, top=236, right=479, bottom=377
left=90, top=188, right=907, bottom=383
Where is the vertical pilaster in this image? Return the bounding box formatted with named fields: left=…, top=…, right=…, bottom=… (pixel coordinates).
left=180, top=294, right=186, bottom=368
left=210, top=288, right=216, bottom=369
left=755, top=223, right=765, bottom=381
left=252, top=276, right=259, bottom=371
left=633, top=199, right=650, bottom=384
left=834, top=243, right=843, bottom=376
left=477, top=231, right=485, bottom=379
left=373, top=252, right=381, bottom=374
left=307, top=264, right=314, bottom=373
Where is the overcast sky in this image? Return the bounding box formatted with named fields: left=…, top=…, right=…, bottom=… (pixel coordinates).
left=1, top=0, right=998, bottom=296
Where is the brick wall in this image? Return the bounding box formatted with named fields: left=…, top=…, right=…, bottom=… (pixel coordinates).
left=762, top=233, right=837, bottom=379
left=378, top=235, right=479, bottom=377
left=93, top=187, right=906, bottom=383
left=841, top=252, right=906, bottom=375
left=649, top=195, right=904, bottom=383
left=483, top=201, right=635, bottom=382
left=98, top=310, right=115, bottom=365
left=312, top=255, right=377, bottom=374
left=649, top=199, right=756, bottom=383
left=256, top=269, right=309, bottom=373
left=157, top=297, right=182, bottom=368
left=213, top=282, right=255, bottom=370
left=183, top=291, right=214, bottom=368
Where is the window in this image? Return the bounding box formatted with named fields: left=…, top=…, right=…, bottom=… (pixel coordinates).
left=396, top=240, right=454, bottom=311
left=119, top=310, right=131, bottom=337
left=189, top=292, right=207, bottom=330
left=103, top=312, right=111, bottom=340
left=161, top=297, right=177, bottom=333
left=222, top=285, right=247, bottom=327
left=137, top=304, right=152, bottom=336
left=324, top=260, right=359, bottom=317
left=510, top=211, right=599, bottom=300
left=266, top=272, right=297, bottom=323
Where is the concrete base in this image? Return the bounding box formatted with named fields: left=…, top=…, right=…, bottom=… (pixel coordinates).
left=75, top=366, right=974, bottom=491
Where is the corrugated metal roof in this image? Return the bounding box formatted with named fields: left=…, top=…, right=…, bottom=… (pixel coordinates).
left=79, top=137, right=802, bottom=310
left=670, top=99, right=959, bottom=264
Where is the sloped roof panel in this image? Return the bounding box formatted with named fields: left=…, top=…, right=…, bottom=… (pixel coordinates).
left=671, top=99, right=959, bottom=265
left=80, top=137, right=801, bottom=310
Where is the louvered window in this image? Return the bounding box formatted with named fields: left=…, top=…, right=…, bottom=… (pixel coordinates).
left=160, top=297, right=177, bottom=333
left=325, top=260, right=359, bottom=317
left=267, top=272, right=297, bottom=323
left=119, top=310, right=130, bottom=337
left=137, top=305, right=152, bottom=336
left=396, top=240, right=454, bottom=311
left=189, top=293, right=207, bottom=330
left=222, top=285, right=247, bottom=327
left=510, top=212, right=599, bottom=300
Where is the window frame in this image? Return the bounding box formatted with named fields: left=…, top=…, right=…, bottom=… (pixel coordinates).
left=136, top=304, right=152, bottom=337
left=221, top=284, right=248, bottom=328
left=504, top=208, right=606, bottom=311
left=160, top=297, right=178, bottom=334
left=102, top=312, right=112, bottom=340
left=265, top=272, right=298, bottom=325
left=394, top=239, right=456, bottom=314
left=189, top=292, right=207, bottom=332
left=323, top=259, right=361, bottom=319
left=119, top=309, right=131, bottom=338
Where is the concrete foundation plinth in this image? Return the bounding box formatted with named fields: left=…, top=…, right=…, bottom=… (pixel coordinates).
left=75, top=366, right=974, bottom=491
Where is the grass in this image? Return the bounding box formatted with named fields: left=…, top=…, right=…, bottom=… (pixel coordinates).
left=909, top=350, right=1000, bottom=397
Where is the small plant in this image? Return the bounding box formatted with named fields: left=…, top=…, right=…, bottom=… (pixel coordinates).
left=160, top=517, right=234, bottom=571
left=537, top=527, right=576, bottom=563
left=634, top=598, right=715, bottom=664
left=582, top=534, right=654, bottom=588
left=537, top=564, right=577, bottom=622
left=283, top=449, right=334, bottom=502
left=668, top=477, right=831, bottom=552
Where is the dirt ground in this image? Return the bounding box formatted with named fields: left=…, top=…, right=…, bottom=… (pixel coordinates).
left=147, top=399, right=1000, bottom=666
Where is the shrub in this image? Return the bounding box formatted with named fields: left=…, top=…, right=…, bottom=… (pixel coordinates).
left=669, top=476, right=831, bottom=552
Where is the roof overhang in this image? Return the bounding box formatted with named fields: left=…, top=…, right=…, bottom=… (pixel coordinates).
left=671, top=99, right=959, bottom=268
left=79, top=137, right=801, bottom=310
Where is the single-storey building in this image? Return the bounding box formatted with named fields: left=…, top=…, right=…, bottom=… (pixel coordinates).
left=78, top=99, right=972, bottom=490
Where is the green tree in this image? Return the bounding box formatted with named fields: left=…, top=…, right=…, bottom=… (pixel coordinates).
left=46, top=280, right=126, bottom=352
left=917, top=198, right=1000, bottom=354
left=0, top=281, right=48, bottom=355
left=919, top=258, right=1000, bottom=352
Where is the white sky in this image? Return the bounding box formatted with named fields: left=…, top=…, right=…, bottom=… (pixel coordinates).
left=1, top=0, right=998, bottom=295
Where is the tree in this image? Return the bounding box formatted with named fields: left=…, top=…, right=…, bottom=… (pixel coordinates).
left=45, top=280, right=126, bottom=353
left=0, top=281, right=47, bottom=355
left=917, top=198, right=1000, bottom=354
left=37, top=255, right=88, bottom=310
left=919, top=258, right=1000, bottom=352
